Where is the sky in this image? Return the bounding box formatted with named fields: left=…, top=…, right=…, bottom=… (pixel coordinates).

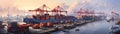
left=0, top=0, right=120, bottom=16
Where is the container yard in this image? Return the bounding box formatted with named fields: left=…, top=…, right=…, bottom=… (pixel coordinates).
left=0, top=4, right=103, bottom=34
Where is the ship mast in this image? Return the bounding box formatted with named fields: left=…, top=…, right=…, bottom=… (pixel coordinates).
left=7, top=7, right=10, bottom=22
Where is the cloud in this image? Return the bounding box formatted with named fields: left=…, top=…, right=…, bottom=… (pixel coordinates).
left=67, top=0, right=93, bottom=16
left=0, top=0, right=15, bottom=8
left=0, top=0, right=120, bottom=16
left=67, top=0, right=119, bottom=16
left=58, top=3, right=69, bottom=10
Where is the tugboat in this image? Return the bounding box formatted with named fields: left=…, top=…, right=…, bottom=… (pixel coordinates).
left=106, top=16, right=112, bottom=22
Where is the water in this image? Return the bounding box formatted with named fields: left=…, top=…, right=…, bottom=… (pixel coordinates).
left=52, top=20, right=115, bottom=34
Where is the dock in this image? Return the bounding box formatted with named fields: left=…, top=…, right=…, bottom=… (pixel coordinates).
left=28, top=20, right=95, bottom=34
left=29, top=27, right=56, bottom=34
left=0, top=19, right=99, bottom=34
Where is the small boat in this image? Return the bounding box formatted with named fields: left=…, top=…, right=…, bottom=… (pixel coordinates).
left=75, top=29, right=80, bottom=31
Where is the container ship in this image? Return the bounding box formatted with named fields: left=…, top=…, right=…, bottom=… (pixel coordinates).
left=6, top=4, right=78, bottom=34
left=23, top=4, right=78, bottom=28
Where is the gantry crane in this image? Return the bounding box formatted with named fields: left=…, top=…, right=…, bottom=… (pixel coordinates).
left=29, top=4, right=50, bottom=15
left=52, top=6, right=67, bottom=15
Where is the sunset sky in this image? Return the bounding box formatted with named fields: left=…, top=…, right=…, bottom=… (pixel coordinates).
left=0, top=0, right=120, bottom=16
left=0, top=0, right=76, bottom=10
